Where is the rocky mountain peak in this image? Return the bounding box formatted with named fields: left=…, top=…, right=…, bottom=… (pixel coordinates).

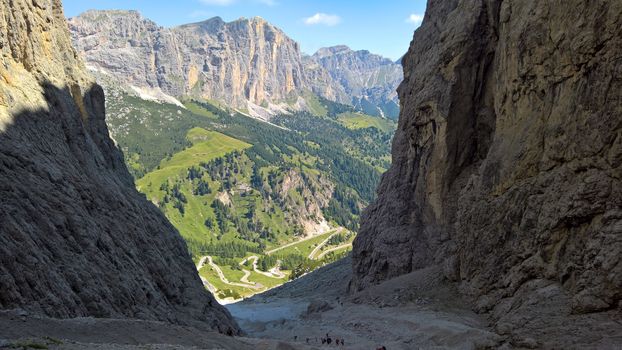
left=177, top=16, right=225, bottom=30
left=68, top=11, right=402, bottom=119
left=69, top=9, right=159, bottom=30
left=70, top=10, right=307, bottom=109
left=314, top=45, right=395, bottom=66
left=241, top=16, right=269, bottom=24
left=313, top=45, right=352, bottom=58
left=309, top=45, right=403, bottom=119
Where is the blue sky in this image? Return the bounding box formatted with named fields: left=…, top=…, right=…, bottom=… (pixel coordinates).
left=61, top=0, right=426, bottom=61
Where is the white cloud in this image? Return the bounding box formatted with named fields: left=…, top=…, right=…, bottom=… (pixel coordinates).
left=256, top=0, right=277, bottom=5
left=406, top=13, right=424, bottom=24
left=199, top=0, right=236, bottom=6
left=303, top=13, right=341, bottom=26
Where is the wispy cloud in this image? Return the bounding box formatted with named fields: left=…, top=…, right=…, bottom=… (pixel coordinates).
left=406, top=13, right=424, bottom=24
left=199, top=0, right=236, bottom=6
left=303, top=13, right=341, bottom=26
left=189, top=10, right=213, bottom=18
left=256, top=0, right=277, bottom=5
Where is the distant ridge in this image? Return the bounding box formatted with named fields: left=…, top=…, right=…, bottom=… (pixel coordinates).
left=68, top=10, right=402, bottom=119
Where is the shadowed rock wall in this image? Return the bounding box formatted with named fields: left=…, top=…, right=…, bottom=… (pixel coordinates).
left=0, top=0, right=238, bottom=334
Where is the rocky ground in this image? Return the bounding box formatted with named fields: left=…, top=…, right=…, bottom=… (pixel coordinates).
left=0, top=309, right=312, bottom=350
left=227, top=257, right=503, bottom=349
left=2, top=257, right=621, bottom=349
left=229, top=256, right=622, bottom=349
left=0, top=257, right=499, bottom=350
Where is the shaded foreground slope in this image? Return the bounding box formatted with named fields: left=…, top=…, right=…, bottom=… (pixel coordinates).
left=0, top=0, right=237, bottom=333
left=0, top=309, right=303, bottom=350
left=353, top=0, right=621, bottom=346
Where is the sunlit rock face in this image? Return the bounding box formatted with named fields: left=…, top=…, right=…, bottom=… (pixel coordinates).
left=353, top=0, right=621, bottom=316
left=310, top=45, right=402, bottom=119
left=67, top=11, right=402, bottom=118
left=0, top=0, right=239, bottom=334
left=68, top=11, right=307, bottom=108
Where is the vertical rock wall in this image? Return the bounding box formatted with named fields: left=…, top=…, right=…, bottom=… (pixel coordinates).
left=0, top=0, right=238, bottom=334
left=353, top=0, right=621, bottom=317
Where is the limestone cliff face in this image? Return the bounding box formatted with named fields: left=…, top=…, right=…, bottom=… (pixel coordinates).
left=301, top=54, right=349, bottom=106
left=68, top=11, right=402, bottom=118
left=353, top=0, right=621, bottom=318
left=68, top=11, right=306, bottom=108
left=173, top=17, right=307, bottom=106
left=66, top=11, right=171, bottom=97
left=309, top=46, right=402, bottom=119
left=0, top=0, right=238, bottom=334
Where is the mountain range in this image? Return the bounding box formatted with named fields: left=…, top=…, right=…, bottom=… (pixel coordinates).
left=67, top=10, right=402, bottom=120
left=64, top=9, right=398, bottom=302
left=2, top=0, right=621, bottom=348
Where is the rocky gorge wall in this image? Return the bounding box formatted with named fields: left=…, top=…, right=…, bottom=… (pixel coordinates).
left=353, top=0, right=621, bottom=320
left=0, top=0, right=238, bottom=334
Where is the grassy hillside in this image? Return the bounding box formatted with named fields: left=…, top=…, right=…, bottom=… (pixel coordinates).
left=337, top=112, right=396, bottom=133
left=104, top=87, right=395, bottom=301
left=161, top=128, right=251, bottom=169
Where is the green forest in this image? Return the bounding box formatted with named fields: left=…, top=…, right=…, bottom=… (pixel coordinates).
left=104, top=89, right=395, bottom=301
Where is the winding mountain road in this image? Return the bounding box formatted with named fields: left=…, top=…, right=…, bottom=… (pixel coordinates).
left=240, top=269, right=253, bottom=284
left=315, top=242, right=352, bottom=260
left=308, top=228, right=345, bottom=260
left=196, top=228, right=349, bottom=294
left=264, top=229, right=338, bottom=255
left=198, top=256, right=261, bottom=290
left=265, top=237, right=313, bottom=255
left=240, top=256, right=286, bottom=279
left=269, top=261, right=286, bottom=279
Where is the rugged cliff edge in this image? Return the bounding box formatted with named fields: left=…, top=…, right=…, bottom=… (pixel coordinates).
left=354, top=0, right=621, bottom=343
left=0, top=0, right=238, bottom=334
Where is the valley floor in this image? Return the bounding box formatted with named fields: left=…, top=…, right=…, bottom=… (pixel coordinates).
left=228, top=256, right=622, bottom=349
left=3, top=257, right=620, bottom=349
left=226, top=257, right=501, bottom=350
left=0, top=257, right=498, bottom=350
